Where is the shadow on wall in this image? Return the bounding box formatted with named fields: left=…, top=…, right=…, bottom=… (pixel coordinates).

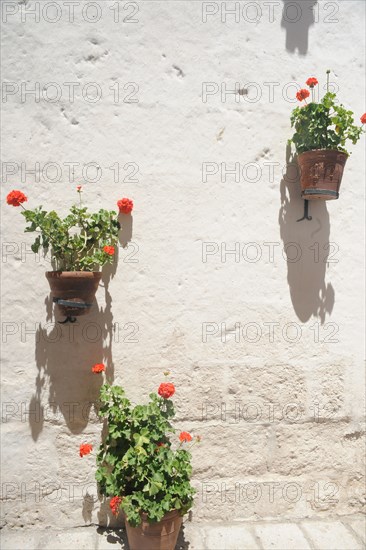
left=279, top=144, right=335, bottom=324
left=27, top=212, right=135, bottom=440
left=95, top=526, right=128, bottom=547
left=281, top=0, right=317, bottom=55
left=176, top=522, right=191, bottom=550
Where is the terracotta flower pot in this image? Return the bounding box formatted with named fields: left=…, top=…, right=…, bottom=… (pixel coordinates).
left=124, top=510, right=183, bottom=550
left=297, top=149, right=348, bottom=200
left=46, top=271, right=102, bottom=317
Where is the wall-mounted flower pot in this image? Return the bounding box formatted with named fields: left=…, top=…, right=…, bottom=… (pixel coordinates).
left=46, top=271, right=102, bottom=318
left=124, top=509, right=183, bottom=550
left=298, top=149, right=348, bottom=200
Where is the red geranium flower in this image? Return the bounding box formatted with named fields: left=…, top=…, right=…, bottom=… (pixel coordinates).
left=103, top=245, right=115, bottom=256
left=306, top=77, right=318, bottom=88
left=79, top=443, right=93, bottom=457
left=179, top=431, right=193, bottom=443
left=92, top=363, right=105, bottom=373
left=110, top=496, right=123, bottom=516
left=117, top=198, right=133, bottom=214
left=6, top=190, right=28, bottom=207
left=158, top=382, right=175, bottom=399
left=296, top=89, right=310, bottom=102
left=361, top=113, right=366, bottom=124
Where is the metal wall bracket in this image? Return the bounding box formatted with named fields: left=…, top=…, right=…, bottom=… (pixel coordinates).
left=53, top=298, right=92, bottom=324
left=59, top=316, right=77, bottom=324
left=297, top=200, right=312, bottom=222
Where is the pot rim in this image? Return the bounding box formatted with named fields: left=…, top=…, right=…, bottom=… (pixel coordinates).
left=45, top=270, right=102, bottom=277
left=298, top=148, right=349, bottom=158
left=125, top=509, right=183, bottom=523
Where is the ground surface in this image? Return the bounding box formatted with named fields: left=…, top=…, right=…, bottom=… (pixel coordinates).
left=1, top=515, right=365, bottom=549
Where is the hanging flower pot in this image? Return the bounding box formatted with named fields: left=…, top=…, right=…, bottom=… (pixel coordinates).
left=46, top=271, right=102, bottom=318
left=124, top=510, right=183, bottom=550
left=290, top=72, right=365, bottom=201
left=6, top=187, right=134, bottom=320
left=297, top=149, right=348, bottom=200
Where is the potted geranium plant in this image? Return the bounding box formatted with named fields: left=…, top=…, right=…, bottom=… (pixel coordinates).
left=6, top=187, right=133, bottom=318
left=92, top=375, right=199, bottom=550
left=290, top=70, right=366, bottom=200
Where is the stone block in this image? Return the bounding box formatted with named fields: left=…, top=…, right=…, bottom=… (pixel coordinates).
left=255, top=522, right=311, bottom=549
left=205, top=524, right=259, bottom=549
left=302, top=520, right=362, bottom=550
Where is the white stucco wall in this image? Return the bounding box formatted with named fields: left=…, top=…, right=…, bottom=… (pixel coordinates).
left=1, top=0, right=365, bottom=528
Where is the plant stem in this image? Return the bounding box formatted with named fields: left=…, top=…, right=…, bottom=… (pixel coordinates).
left=187, top=440, right=199, bottom=452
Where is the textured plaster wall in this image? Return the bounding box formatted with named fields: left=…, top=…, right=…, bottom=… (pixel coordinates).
left=0, top=0, right=365, bottom=529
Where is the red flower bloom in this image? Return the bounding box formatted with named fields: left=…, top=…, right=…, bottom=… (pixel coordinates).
left=77, top=185, right=82, bottom=192
left=92, top=363, right=105, bottom=373
left=179, top=431, right=193, bottom=443
left=79, top=444, right=93, bottom=457
left=103, top=245, right=115, bottom=256
left=296, top=89, right=310, bottom=102
left=6, top=190, right=28, bottom=207
left=110, top=496, right=123, bottom=516
left=361, top=113, right=366, bottom=124
left=306, top=77, right=318, bottom=88
left=158, top=382, right=175, bottom=399
left=117, top=198, right=133, bottom=214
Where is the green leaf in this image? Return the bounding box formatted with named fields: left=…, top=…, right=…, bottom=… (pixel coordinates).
left=149, top=481, right=163, bottom=496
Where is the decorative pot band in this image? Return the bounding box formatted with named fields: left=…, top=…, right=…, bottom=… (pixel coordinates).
left=52, top=297, right=94, bottom=309
left=301, top=189, right=339, bottom=199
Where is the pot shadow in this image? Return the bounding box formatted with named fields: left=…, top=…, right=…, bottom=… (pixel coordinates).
left=28, top=246, right=125, bottom=440
left=176, top=523, right=191, bottom=550
left=281, top=0, right=317, bottom=55
left=278, top=144, right=335, bottom=324
left=96, top=525, right=128, bottom=547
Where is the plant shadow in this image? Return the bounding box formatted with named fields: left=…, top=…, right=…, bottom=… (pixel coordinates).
left=28, top=252, right=121, bottom=440
left=278, top=143, right=335, bottom=324
left=118, top=213, right=133, bottom=248
left=281, top=0, right=317, bottom=55
left=96, top=526, right=128, bottom=548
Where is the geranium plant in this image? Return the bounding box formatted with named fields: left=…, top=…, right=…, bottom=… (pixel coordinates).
left=6, top=187, right=133, bottom=271
left=290, top=71, right=365, bottom=155
left=95, top=377, right=199, bottom=527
